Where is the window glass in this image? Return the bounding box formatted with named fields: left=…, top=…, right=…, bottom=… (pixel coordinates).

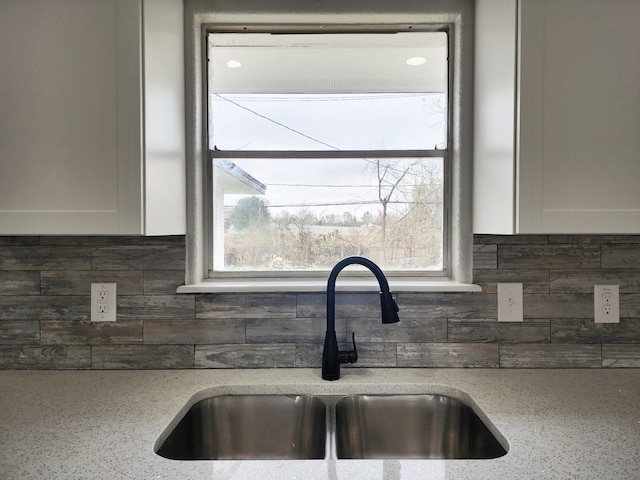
left=208, top=32, right=447, bottom=151
left=210, top=93, right=446, bottom=151
left=214, top=156, right=444, bottom=271
left=208, top=31, right=448, bottom=274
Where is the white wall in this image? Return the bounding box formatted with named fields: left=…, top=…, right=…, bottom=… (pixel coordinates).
left=143, top=0, right=187, bottom=235
left=473, top=0, right=517, bottom=234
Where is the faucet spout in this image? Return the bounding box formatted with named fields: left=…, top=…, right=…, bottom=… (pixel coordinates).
left=322, top=256, right=400, bottom=381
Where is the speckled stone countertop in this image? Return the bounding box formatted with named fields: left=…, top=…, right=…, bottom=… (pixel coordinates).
left=1, top=368, right=638, bottom=479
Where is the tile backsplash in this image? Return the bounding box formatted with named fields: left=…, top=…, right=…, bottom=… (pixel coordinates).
left=1, top=234, right=639, bottom=369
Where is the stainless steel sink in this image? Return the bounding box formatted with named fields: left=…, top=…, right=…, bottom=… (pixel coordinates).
left=155, top=392, right=507, bottom=461
left=335, top=394, right=507, bottom=459
left=155, top=394, right=326, bottom=460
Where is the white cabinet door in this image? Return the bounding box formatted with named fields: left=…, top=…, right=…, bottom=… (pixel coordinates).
left=0, top=0, right=125, bottom=234
left=518, top=0, right=640, bottom=233
left=0, top=0, right=185, bottom=235
left=475, top=0, right=640, bottom=234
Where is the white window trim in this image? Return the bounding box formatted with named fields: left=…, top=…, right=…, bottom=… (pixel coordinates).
left=181, top=0, right=477, bottom=293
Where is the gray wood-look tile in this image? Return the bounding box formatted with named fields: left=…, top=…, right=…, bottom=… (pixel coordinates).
left=551, top=235, right=640, bottom=244
left=40, top=320, right=143, bottom=345
left=296, top=292, right=381, bottom=318
left=499, top=244, right=601, bottom=269
left=143, top=270, right=185, bottom=295
left=196, top=293, right=296, bottom=319
left=524, top=294, right=593, bottom=319
left=40, top=236, right=142, bottom=246
left=2, top=234, right=640, bottom=370
left=92, top=245, right=185, bottom=270
left=397, top=343, right=499, bottom=368
left=0, top=345, right=90, bottom=369
left=246, top=317, right=339, bottom=343
left=0, top=246, right=92, bottom=271
left=0, top=271, right=40, bottom=295
left=399, top=292, right=497, bottom=319
left=473, top=234, right=549, bottom=245
left=550, top=269, right=640, bottom=294
left=0, top=296, right=89, bottom=321
left=41, top=271, right=144, bottom=296
left=91, top=345, right=193, bottom=369
left=472, top=244, right=497, bottom=270
left=602, top=344, right=640, bottom=368
left=144, top=319, right=245, bottom=344
left=551, top=319, right=640, bottom=344
left=142, top=235, right=186, bottom=246
left=0, top=236, right=40, bottom=246
left=295, top=341, right=394, bottom=369
left=473, top=269, right=549, bottom=294
left=343, top=342, right=398, bottom=368
left=0, top=320, right=40, bottom=344
left=448, top=319, right=550, bottom=343
left=547, top=235, right=636, bottom=244
left=347, top=317, right=447, bottom=343
left=621, top=294, right=640, bottom=317
left=295, top=343, right=323, bottom=367
left=499, top=344, right=601, bottom=368
left=602, top=244, right=640, bottom=268
left=195, top=344, right=296, bottom=368
left=117, top=295, right=195, bottom=321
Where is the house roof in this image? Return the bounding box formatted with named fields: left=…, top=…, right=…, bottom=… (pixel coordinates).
left=215, top=159, right=266, bottom=195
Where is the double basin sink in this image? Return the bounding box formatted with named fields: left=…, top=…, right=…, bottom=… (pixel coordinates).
left=155, top=392, right=507, bottom=461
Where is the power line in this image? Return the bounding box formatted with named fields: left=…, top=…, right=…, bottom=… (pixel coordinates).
left=214, top=94, right=339, bottom=150
left=266, top=183, right=378, bottom=188
left=265, top=183, right=443, bottom=188
left=261, top=200, right=440, bottom=208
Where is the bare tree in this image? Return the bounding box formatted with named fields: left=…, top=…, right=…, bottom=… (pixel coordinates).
left=367, top=158, right=423, bottom=261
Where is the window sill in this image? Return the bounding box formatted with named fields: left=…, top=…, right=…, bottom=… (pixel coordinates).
left=177, top=278, right=481, bottom=293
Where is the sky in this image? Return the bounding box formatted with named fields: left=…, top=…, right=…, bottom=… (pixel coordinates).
left=209, top=93, right=446, bottom=220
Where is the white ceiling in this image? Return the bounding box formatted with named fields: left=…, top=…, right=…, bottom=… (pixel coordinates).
left=208, top=32, right=447, bottom=94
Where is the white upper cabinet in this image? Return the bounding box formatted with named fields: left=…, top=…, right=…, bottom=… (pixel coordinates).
left=0, top=0, right=185, bottom=235
left=474, top=0, right=640, bottom=234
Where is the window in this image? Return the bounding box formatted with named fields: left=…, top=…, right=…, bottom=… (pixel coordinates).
left=182, top=1, right=475, bottom=292
left=208, top=31, right=448, bottom=276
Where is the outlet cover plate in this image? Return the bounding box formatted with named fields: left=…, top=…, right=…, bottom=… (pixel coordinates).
left=497, top=283, right=523, bottom=322
left=91, top=283, right=117, bottom=322
left=594, top=285, right=619, bottom=323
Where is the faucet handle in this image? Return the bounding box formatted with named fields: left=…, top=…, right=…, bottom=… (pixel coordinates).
left=338, top=332, right=358, bottom=364
left=349, top=332, right=358, bottom=361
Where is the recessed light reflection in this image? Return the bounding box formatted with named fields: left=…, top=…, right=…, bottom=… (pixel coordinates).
left=227, top=60, right=242, bottom=69
left=406, top=57, right=427, bottom=66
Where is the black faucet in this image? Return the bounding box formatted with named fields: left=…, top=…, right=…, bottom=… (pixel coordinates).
left=322, top=256, right=400, bottom=381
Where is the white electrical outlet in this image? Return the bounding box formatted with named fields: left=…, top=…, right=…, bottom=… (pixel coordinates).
left=497, top=283, right=523, bottom=322
left=91, top=283, right=117, bottom=322
left=594, top=285, right=619, bottom=323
